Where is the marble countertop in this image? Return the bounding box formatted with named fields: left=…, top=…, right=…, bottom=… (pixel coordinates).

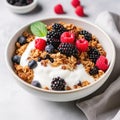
left=0, top=0, right=119, bottom=120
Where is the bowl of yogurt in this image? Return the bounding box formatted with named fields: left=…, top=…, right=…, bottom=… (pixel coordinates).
left=5, top=17, right=115, bottom=101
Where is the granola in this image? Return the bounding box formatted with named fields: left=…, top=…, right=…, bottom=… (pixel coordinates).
left=11, top=21, right=108, bottom=91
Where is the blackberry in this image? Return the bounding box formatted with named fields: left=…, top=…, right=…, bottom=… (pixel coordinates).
left=89, top=66, right=99, bottom=75
left=79, top=30, right=92, bottom=41
left=51, top=77, right=66, bottom=91
left=88, top=48, right=100, bottom=63
left=58, top=43, right=78, bottom=58
left=47, top=38, right=60, bottom=49
left=7, top=0, right=33, bottom=6
left=52, top=23, right=67, bottom=35
left=47, top=30, right=60, bottom=39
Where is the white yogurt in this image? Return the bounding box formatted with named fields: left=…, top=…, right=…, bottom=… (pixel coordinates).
left=20, top=37, right=95, bottom=89
left=20, top=37, right=46, bottom=66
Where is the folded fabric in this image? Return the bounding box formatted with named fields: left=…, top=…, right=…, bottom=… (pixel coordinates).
left=76, top=11, right=120, bottom=120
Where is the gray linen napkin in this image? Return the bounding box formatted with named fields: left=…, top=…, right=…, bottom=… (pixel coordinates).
left=76, top=11, right=120, bottom=120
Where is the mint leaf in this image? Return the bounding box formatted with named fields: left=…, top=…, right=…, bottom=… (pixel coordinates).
left=30, top=21, right=47, bottom=37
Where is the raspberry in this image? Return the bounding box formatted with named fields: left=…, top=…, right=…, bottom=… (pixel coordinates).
left=71, top=0, right=80, bottom=8
left=35, top=38, right=46, bottom=51
left=96, top=56, right=109, bottom=71
left=75, top=39, right=88, bottom=52
left=51, top=77, right=66, bottom=91
left=58, top=43, right=78, bottom=57
left=54, top=4, right=64, bottom=14
left=79, top=30, right=92, bottom=41
left=75, top=6, right=84, bottom=17
left=60, top=32, right=75, bottom=44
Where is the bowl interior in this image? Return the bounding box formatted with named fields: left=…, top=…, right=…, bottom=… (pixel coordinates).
left=6, top=17, right=115, bottom=94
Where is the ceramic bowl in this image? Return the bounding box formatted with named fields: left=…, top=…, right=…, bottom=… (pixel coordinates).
left=5, top=17, right=115, bottom=102
left=5, top=0, right=38, bottom=14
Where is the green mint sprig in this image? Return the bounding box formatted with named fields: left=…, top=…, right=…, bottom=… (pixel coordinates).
left=30, top=21, right=47, bottom=37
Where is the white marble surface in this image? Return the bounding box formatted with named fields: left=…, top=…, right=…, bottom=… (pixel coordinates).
left=0, top=0, right=120, bottom=120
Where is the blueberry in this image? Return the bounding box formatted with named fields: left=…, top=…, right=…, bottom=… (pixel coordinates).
left=45, top=44, right=55, bottom=53
left=17, top=36, right=26, bottom=45
left=28, top=60, right=37, bottom=69
left=31, top=81, right=41, bottom=88
left=12, top=55, right=21, bottom=64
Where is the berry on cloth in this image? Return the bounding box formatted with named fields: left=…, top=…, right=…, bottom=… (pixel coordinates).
left=71, top=0, right=80, bottom=8
left=75, top=6, right=84, bottom=17
left=35, top=38, right=46, bottom=51
left=54, top=4, right=64, bottom=14
left=75, top=39, right=88, bottom=52
left=51, top=77, right=66, bottom=91
left=60, top=32, right=75, bottom=44
left=96, top=56, right=109, bottom=71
